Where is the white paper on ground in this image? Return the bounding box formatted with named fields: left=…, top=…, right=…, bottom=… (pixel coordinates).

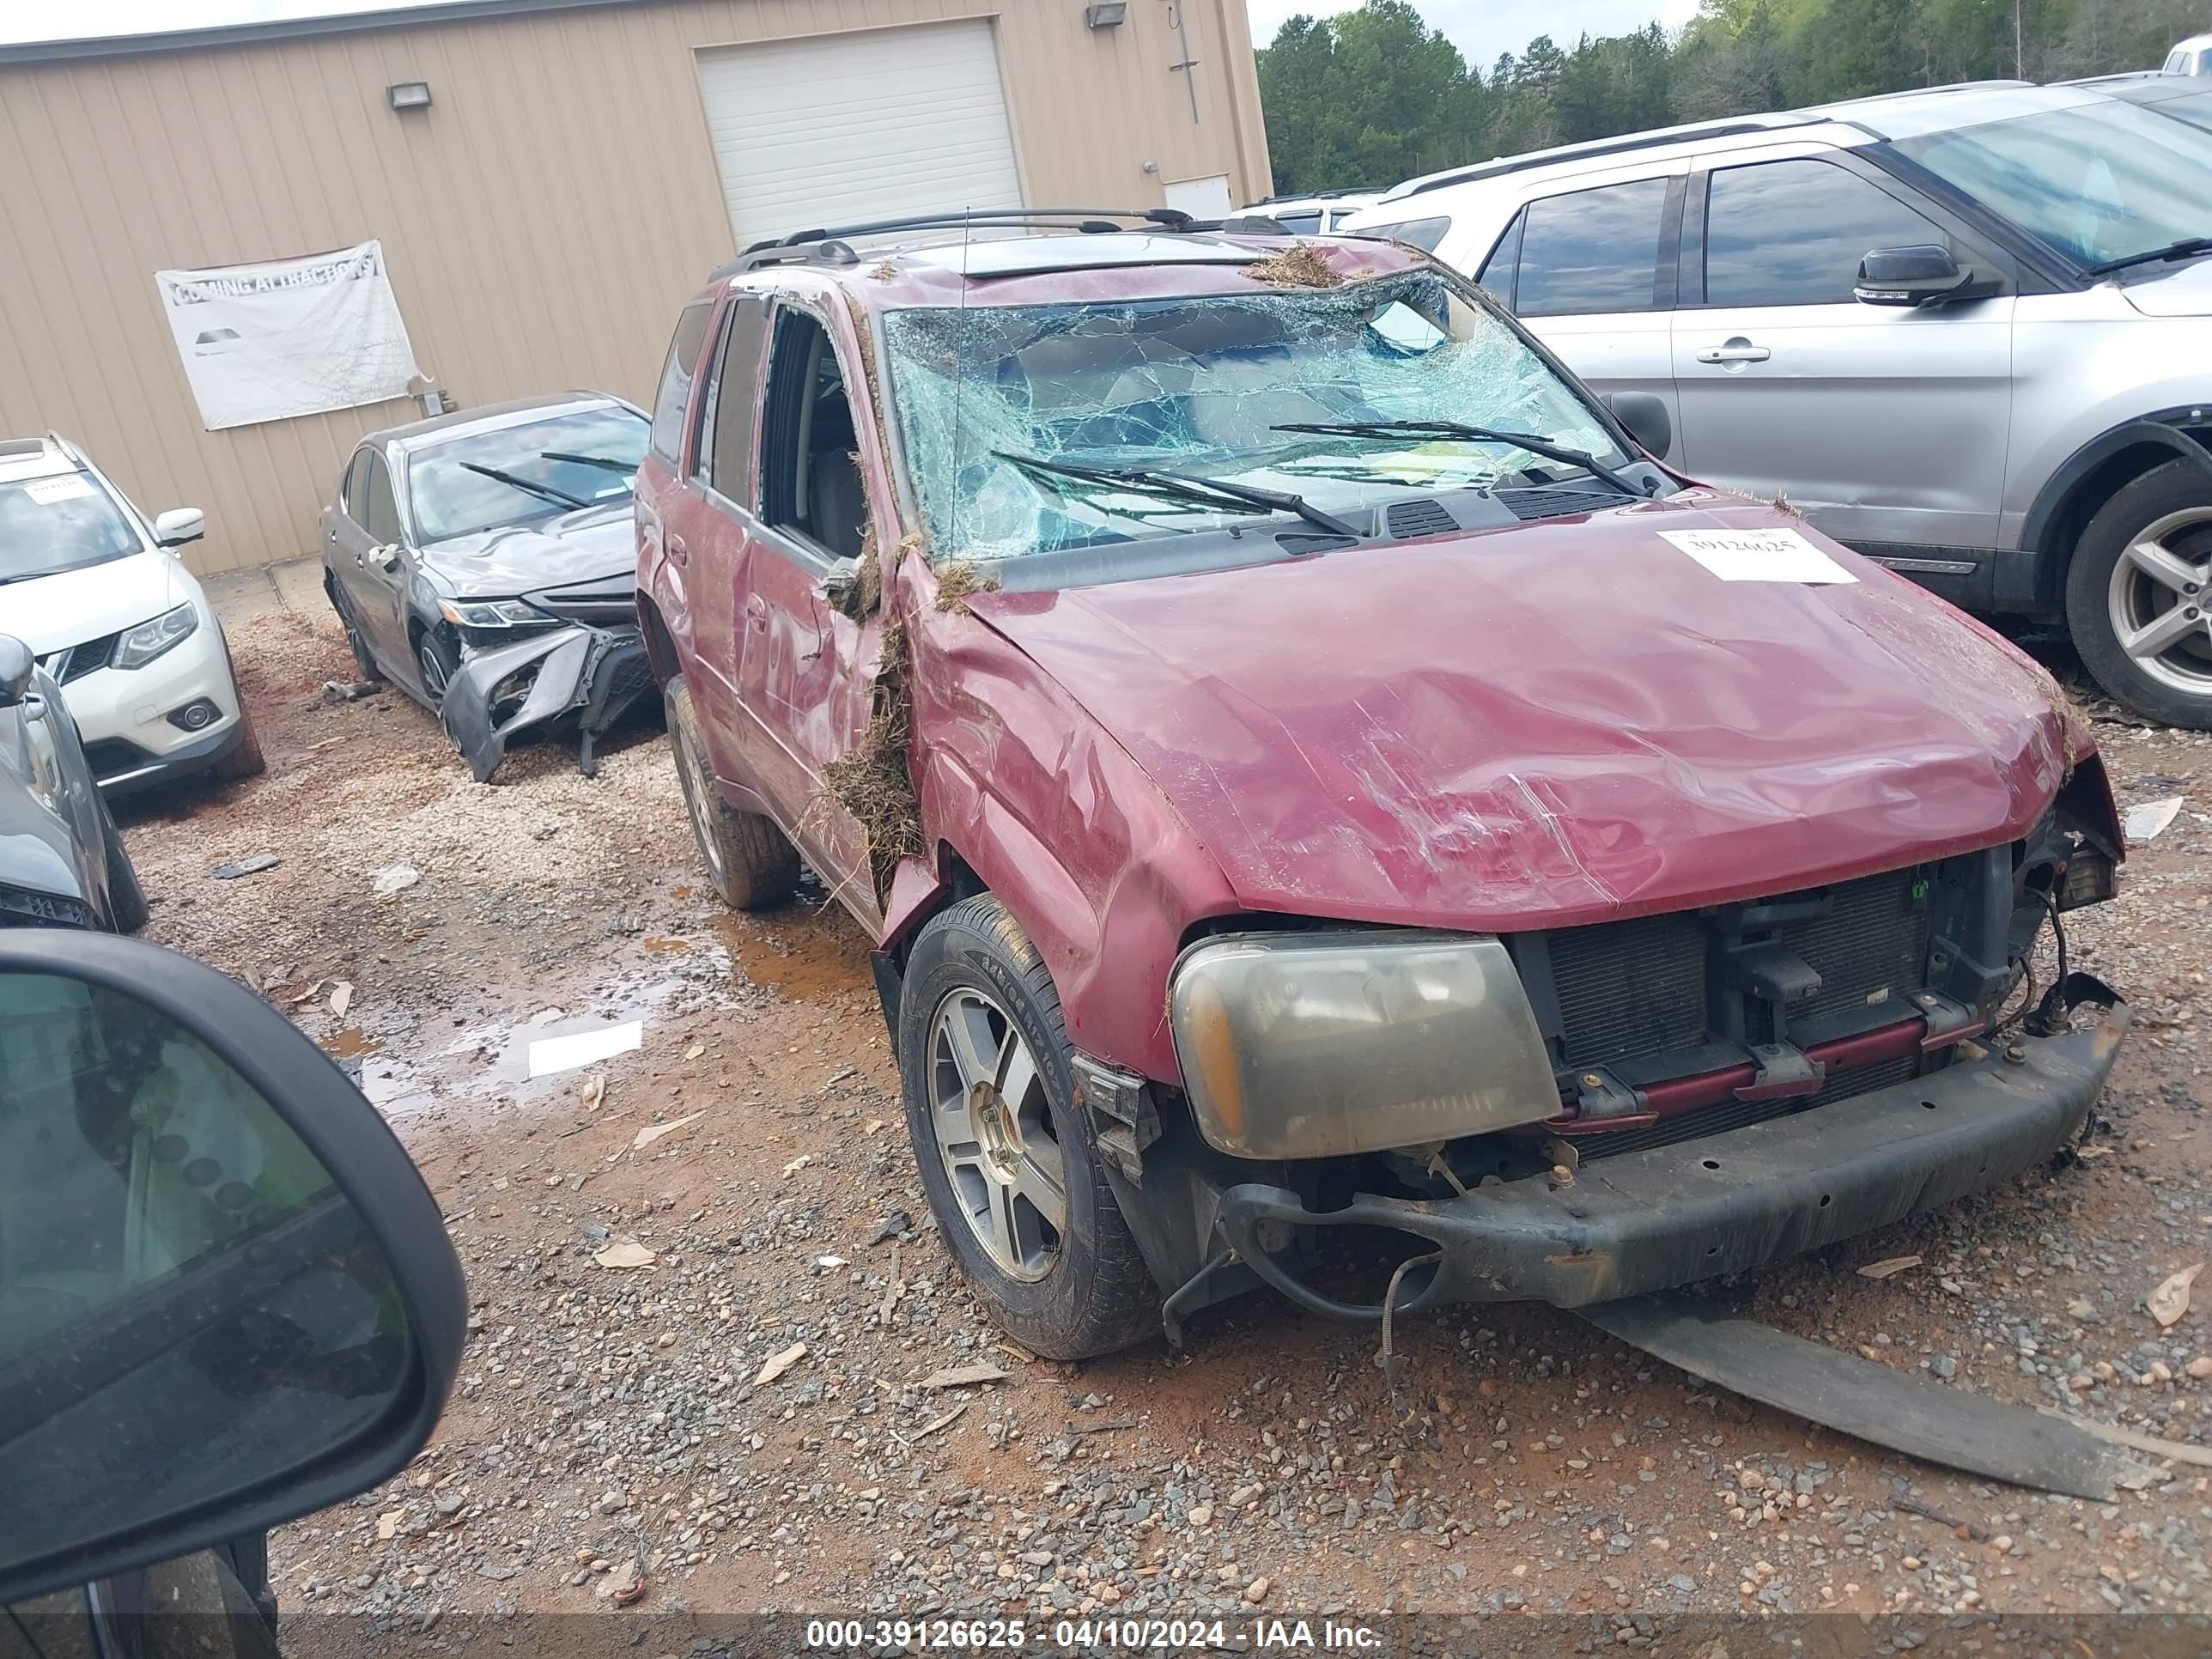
left=528, top=1020, right=642, bottom=1078
left=1657, top=527, right=1859, bottom=585
left=2124, top=796, right=2185, bottom=843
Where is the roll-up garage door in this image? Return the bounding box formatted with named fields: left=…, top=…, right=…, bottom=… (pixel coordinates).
left=696, top=20, right=1026, bottom=251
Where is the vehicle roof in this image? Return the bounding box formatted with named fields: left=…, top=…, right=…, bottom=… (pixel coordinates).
left=1248, top=191, right=1379, bottom=212
left=2174, top=32, right=2212, bottom=52
left=702, top=228, right=1428, bottom=314
left=363, top=392, right=627, bottom=452
left=0, top=436, right=78, bottom=486
left=1370, top=79, right=2081, bottom=204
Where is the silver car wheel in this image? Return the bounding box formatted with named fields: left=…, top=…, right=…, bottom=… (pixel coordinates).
left=927, top=986, right=1065, bottom=1282
left=2109, top=507, right=2212, bottom=696
left=673, top=726, right=726, bottom=879
left=417, top=639, right=453, bottom=702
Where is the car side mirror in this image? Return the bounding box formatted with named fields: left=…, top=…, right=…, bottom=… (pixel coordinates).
left=817, top=555, right=860, bottom=605
left=0, top=933, right=466, bottom=1607
left=0, top=635, right=33, bottom=707
left=1603, top=392, right=1673, bottom=461
left=377, top=544, right=406, bottom=573
left=154, top=507, right=206, bottom=548
left=1855, top=245, right=1972, bottom=307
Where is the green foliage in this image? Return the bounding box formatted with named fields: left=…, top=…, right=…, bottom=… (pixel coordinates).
left=1256, top=0, right=2199, bottom=196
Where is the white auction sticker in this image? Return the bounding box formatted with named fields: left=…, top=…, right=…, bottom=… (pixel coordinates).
left=23, top=475, right=95, bottom=505
left=1657, top=526, right=1858, bottom=585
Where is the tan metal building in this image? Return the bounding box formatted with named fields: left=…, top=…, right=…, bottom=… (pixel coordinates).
left=0, top=0, right=1273, bottom=576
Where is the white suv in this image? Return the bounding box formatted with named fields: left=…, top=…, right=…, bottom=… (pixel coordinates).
left=1344, top=82, right=2212, bottom=727
left=0, top=435, right=263, bottom=793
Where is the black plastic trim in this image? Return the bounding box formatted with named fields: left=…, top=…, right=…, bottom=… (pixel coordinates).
left=0, top=932, right=466, bottom=1607
left=2020, top=410, right=2212, bottom=555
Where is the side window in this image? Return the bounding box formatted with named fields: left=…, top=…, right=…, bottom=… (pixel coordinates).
left=2166, top=49, right=2190, bottom=72
left=363, top=453, right=402, bottom=546
left=649, top=301, right=713, bottom=464
left=1354, top=215, right=1450, bottom=252
left=759, top=308, right=867, bottom=562
left=1273, top=211, right=1324, bottom=234
left=1477, top=210, right=1525, bottom=303
left=342, top=452, right=371, bottom=521
left=1515, top=179, right=1672, bottom=318
left=695, top=297, right=770, bottom=503
left=1704, top=159, right=1948, bottom=308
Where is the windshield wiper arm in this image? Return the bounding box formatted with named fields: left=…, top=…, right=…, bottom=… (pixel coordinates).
left=2080, top=237, right=2212, bottom=278
left=994, top=452, right=1361, bottom=538
left=1272, top=419, right=1648, bottom=498
left=540, top=451, right=637, bottom=475
left=459, top=461, right=590, bottom=511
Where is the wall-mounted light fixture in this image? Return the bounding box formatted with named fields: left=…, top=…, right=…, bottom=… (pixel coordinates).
left=1085, top=3, right=1127, bottom=27
left=386, top=81, right=433, bottom=112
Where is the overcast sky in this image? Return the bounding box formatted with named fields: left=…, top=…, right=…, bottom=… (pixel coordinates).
left=3, top=0, right=1700, bottom=65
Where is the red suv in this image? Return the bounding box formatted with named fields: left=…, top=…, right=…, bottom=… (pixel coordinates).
left=634, top=212, right=2129, bottom=1360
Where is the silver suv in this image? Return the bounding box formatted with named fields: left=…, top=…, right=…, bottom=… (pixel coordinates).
left=1344, top=82, right=2212, bottom=727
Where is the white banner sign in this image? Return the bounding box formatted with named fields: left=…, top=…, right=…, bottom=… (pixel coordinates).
left=155, top=240, right=422, bottom=431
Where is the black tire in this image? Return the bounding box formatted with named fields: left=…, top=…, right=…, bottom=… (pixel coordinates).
left=100, top=799, right=149, bottom=934
left=213, top=696, right=267, bottom=781
left=897, top=894, right=1158, bottom=1360
left=2065, top=459, right=2212, bottom=730
left=327, top=580, right=381, bottom=683
left=665, top=672, right=799, bottom=908
left=413, top=625, right=462, bottom=708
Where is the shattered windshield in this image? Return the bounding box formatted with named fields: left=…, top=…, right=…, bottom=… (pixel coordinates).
left=879, top=270, right=1621, bottom=562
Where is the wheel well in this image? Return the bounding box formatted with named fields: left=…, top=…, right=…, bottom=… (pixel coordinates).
left=637, top=593, right=680, bottom=688
left=2037, top=430, right=2212, bottom=610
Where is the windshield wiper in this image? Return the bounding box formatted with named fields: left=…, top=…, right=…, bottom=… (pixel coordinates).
left=2080, top=237, right=2212, bottom=278
left=541, top=451, right=638, bottom=476
left=1272, top=420, right=1649, bottom=499
left=459, top=461, right=590, bottom=512
left=994, top=452, right=1361, bottom=538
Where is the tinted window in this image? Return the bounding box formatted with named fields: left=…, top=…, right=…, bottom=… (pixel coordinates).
left=343, top=452, right=371, bottom=520
left=698, top=298, right=769, bottom=502
left=650, top=301, right=713, bottom=463
left=1516, top=179, right=1671, bottom=318
left=1705, top=160, right=1943, bottom=307
left=1355, top=215, right=1450, bottom=252
left=363, top=453, right=402, bottom=545
left=1477, top=210, right=1524, bottom=301
left=1274, top=211, right=1324, bottom=234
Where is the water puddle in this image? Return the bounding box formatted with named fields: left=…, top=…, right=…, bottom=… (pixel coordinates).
left=709, top=898, right=872, bottom=1001
left=323, top=1026, right=381, bottom=1060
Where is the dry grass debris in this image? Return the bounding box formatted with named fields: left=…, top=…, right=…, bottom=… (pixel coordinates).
left=816, top=616, right=923, bottom=899
left=1244, top=243, right=1342, bottom=289
left=933, top=559, right=1001, bottom=613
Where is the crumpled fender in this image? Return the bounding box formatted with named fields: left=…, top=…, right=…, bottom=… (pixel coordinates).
left=441, top=629, right=595, bottom=784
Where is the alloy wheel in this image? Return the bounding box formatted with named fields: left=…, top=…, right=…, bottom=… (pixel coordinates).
left=417, top=640, right=452, bottom=702
left=2107, top=507, right=2212, bottom=697
left=674, top=725, right=725, bottom=879
left=927, top=986, right=1066, bottom=1281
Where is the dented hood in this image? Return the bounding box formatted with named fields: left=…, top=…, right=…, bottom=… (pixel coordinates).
left=969, top=495, right=2075, bottom=932
left=418, top=502, right=634, bottom=599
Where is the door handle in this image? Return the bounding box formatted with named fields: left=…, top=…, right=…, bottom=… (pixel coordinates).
left=745, top=594, right=769, bottom=630
left=667, top=534, right=689, bottom=568
left=1695, top=341, right=1771, bottom=364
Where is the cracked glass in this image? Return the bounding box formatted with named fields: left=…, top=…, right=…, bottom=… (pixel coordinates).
left=879, top=269, right=1621, bottom=564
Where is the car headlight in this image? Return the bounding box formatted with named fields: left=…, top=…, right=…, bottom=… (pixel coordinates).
left=112, top=602, right=199, bottom=670
left=1168, top=931, right=1559, bottom=1160
left=439, top=599, right=546, bottom=628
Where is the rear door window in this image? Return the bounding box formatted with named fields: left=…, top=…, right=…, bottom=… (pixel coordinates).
left=650, top=301, right=714, bottom=464
left=1703, top=159, right=1947, bottom=307
left=1515, top=179, right=1673, bottom=317
left=343, top=452, right=371, bottom=522
left=695, top=297, right=771, bottom=505
left=1354, top=215, right=1450, bottom=252
left=1273, top=211, right=1324, bottom=234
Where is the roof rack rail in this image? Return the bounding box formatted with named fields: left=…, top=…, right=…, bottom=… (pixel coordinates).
left=1399, top=117, right=1805, bottom=198
left=718, top=208, right=1196, bottom=276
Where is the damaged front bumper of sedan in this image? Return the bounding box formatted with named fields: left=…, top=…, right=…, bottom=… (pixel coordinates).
left=439, top=623, right=654, bottom=783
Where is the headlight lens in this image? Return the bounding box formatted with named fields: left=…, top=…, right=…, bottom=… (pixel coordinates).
left=439, top=599, right=546, bottom=628
left=112, top=602, right=199, bottom=670
left=1168, top=931, right=1559, bottom=1159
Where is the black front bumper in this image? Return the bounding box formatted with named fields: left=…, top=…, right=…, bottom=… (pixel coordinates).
left=1212, top=1001, right=2129, bottom=1322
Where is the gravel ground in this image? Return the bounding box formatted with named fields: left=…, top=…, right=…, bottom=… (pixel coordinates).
left=114, top=601, right=2211, bottom=1647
